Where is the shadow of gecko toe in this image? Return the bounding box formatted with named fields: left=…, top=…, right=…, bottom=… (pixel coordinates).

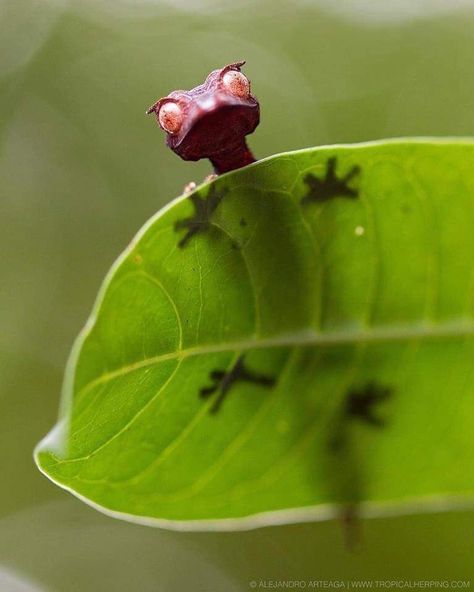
left=200, top=355, right=276, bottom=413
left=175, top=185, right=228, bottom=248
left=301, top=157, right=360, bottom=205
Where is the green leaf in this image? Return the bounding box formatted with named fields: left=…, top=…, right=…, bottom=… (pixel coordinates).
left=35, top=139, right=474, bottom=530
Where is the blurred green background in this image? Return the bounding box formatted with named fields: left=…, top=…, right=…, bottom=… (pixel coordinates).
left=1, top=0, right=473, bottom=589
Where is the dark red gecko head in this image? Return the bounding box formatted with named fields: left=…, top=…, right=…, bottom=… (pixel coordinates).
left=146, top=61, right=259, bottom=174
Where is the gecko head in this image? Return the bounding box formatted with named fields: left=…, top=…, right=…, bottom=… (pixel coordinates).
left=146, top=62, right=259, bottom=163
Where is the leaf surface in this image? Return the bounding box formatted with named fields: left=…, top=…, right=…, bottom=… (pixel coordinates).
left=35, top=140, right=474, bottom=529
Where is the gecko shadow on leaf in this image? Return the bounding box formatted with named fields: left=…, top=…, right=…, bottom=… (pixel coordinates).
left=174, top=184, right=228, bottom=248
left=200, top=355, right=276, bottom=414
left=301, top=157, right=360, bottom=205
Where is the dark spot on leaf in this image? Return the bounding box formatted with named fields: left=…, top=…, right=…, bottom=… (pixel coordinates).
left=301, top=157, right=360, bottom=205
left=240, top=218, right=247, bottom=227
left=133, top=254, right=143, bottom=265
left=200, top=355, right=276, bottom=413
left=174, top=185, right=228, bottom=248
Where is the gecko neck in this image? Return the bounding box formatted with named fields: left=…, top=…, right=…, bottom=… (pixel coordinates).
left=209, top=139, right=256, bottom=175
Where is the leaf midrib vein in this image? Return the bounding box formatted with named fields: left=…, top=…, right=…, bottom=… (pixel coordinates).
left=77, top=319, right=474, bottom=398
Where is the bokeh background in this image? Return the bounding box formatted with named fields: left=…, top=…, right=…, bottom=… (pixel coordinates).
left=1, top=0, right=474, bottom=589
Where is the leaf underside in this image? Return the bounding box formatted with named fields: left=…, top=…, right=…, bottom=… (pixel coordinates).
left=35, top=140, right=474, bottom=530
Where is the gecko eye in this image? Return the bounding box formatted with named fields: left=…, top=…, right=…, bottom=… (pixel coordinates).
left=222, top=70, right=250, bottom=98
left=158, top=102, right=183, bottom=134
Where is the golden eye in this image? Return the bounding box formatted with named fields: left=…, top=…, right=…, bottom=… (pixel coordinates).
left=158, top=102, right=183, bottom=134
left=222, top=70, right=250, bottom=98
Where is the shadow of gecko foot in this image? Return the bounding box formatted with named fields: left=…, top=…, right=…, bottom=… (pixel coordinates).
left=345, top=381, right=392, bottom=427
left=301, top=156, right=360, bottom=205
left=200, top=355, right=276, bottom=413
left=175, top=185, right=228, bottom=248
left=329, top=381, right=392, bottom=452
